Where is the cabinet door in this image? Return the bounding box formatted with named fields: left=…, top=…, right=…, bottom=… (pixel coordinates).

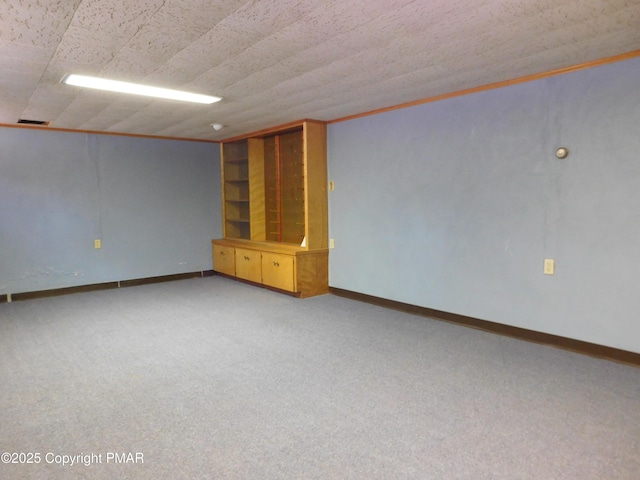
left=262, top=252, right=295, bottom=292
left=235, top=247, right=261, bottom=283
left=213, top=244, right=235, bottom=276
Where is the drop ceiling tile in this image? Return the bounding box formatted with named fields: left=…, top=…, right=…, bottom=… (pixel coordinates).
left=51, top=26, right=123, bottom=67
left=51, top=98, right=111, bottom=129
left=21, top=85, right=76, bottom=114
left=0, top=39, right=52, bottom=64
left=0, top=57, right=47, bottom=79
left=221, top=0, right=320, bottom=37
left=99, top=48, right=165, bottom=81
left=0, top=75, right=33, bottom=104
left=124, top=19, right=207, bottom=65
left=160, top=0, right=249, bottom=30
left=0, top=100, right=25, bottom=123
left=0, top=0, right=80, bottom=47
left=70, top=0, right=163, bottom=35
left=1, top=0, right=639, bottom=139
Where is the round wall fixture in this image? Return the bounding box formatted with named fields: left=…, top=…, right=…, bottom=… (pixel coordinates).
left=555, top=147, right=569, bottom=159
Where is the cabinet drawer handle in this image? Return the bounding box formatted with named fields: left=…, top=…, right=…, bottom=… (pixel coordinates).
left=219, top=251, right=225, bottom=256
left=273, top=261, right=279, bottom=267
left=244, top=255, right=250, bottom=261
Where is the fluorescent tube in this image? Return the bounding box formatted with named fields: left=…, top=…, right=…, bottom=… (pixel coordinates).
left=62, top=74, right=221, bottom=104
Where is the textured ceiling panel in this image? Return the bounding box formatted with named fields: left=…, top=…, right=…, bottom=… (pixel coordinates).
left=0, top=0, right=639, bottom=140
left=0, top=0, right=81, bottom=46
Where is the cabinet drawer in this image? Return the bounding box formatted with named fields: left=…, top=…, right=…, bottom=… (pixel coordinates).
left=262, top=252, right=295, bottom=292
left=213, top=244, right=235, bottom=276
left=235, top=247, right=262, bottom=283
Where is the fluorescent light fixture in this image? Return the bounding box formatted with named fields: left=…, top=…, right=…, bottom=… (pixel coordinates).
left=62, top=74, right=221, bottom=104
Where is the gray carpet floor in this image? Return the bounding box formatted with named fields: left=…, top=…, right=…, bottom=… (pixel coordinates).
left=1, top=276, right=639, bottom=479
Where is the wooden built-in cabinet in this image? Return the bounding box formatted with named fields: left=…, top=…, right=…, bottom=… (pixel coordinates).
left=234, top=247, right=261, bottom=283
left=212, top=239, right=328, bottom=298
left=262, top=251, right=295, bottom=292
left=212, top=244, right=235, bottom=276
left=213, top=120, right=328, bottom=298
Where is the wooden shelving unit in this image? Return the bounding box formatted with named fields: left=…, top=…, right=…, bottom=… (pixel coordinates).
left=213, top=120, right=328, bottom=298
left=221, top=141, right=250, bottom=240
left=264, top=129, right=305, bottom=244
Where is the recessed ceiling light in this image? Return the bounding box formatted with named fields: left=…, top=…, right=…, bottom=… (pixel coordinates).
left=62, top=74, right=221, bottom=104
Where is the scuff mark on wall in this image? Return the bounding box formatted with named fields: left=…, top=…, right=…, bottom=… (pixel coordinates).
left=17, top=267, right=85, bottom=280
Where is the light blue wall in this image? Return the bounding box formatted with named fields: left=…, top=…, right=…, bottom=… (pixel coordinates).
left=328, top=57, right=640, bottom=353
left=0, top=128, right=221, bottom=294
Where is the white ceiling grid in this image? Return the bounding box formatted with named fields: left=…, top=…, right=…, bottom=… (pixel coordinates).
left=0, top=0, right=639, bottom=140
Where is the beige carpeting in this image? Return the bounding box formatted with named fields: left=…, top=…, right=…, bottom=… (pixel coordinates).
left=1, top=276, right=639, bottom=479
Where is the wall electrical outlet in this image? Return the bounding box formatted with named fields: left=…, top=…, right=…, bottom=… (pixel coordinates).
left=329, top=180, right=335, bottom=191
left=544, top=258, right=555, bottom=275
left=329, top=238, right=335, bottom=249
left=94, top=239, right=102, bottom=249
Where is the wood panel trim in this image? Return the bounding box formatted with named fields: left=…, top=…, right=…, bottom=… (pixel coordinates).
left=329, top=287, right=640, bottom=368
left=0, top=123, right=219, bottom=143
left=10, top=282, right=120, bottom=301
left=118, top=271, right=207, bottom=288
left=329, top=49, right=640, bottom=125
left=220, top=118, right=327, bottom=143
left=215, top=272, right=301, bottom=298
left=220, top=143, right=228, bottom=238
left=248, top=137, right=266, bottom=242
left=303, top=121, right=328, bottom=250
left=4, top=271, right=215, bottom=302
left=213, top=238, right=327, bottom=255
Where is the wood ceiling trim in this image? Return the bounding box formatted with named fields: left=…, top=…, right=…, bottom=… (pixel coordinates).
left=220, top=118, right=327, bottom=143
left=329, top=49, right=640, bottom=125
left=0, top=123, right=220, bottom=144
